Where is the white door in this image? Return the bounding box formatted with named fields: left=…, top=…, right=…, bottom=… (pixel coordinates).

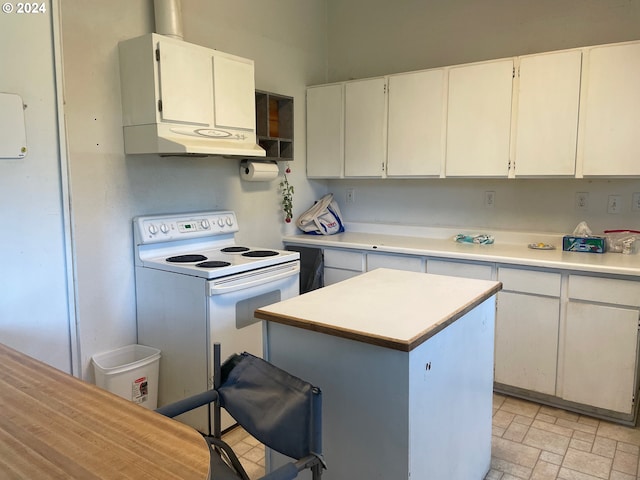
left=387, top=69, right=445, bottom=177
left=306, top=84, right=344, bottom=178
left=514, top=50, right=582, bottom=176
left=344, top=78, right=387, bottom=177
left=157, top=38, right=213, bottom=126
left=562, top=302, right=639, bottom=414
left=445, top=59, right=514, bottom=177
left=580, top=42, right=640, bottom=176
left=211, top=55, right=256, bottom=131
left=495, top=292, right=560, bottom=395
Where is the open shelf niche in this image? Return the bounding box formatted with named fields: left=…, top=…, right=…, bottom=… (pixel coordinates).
left=255, top=90, right=293, bottom=161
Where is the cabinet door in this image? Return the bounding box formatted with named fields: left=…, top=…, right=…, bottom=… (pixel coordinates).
left=427, top=259, right=493, bottom=280
left=157, top=39, right=213, bottom=126
left=495, top=292, right=560, bottom=395
left=306, top=85, right=344, bottom=178
left=445, top=59, right=513, bottom=177
left=366, top=253, right=424, bottom=272
left=562, top=302, right=639, bottom=414
left=344, top=78, right=387, bottom=177
left=212, top=55, right=256, bottom=131
left=387, top=70, right=445, bottom=177
left=581, top=42, right=640, bottom=176
left=514, top=50, right=582, bottom=176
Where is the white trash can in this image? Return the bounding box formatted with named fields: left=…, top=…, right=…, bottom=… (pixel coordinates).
left=92, top=344, right=161, bottom=410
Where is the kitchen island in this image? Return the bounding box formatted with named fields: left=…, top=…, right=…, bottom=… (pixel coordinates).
left=255, top=268, right=502, bottom=480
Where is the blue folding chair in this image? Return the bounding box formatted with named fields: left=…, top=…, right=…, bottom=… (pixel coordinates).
left=156, top=344, right=325, bottom=480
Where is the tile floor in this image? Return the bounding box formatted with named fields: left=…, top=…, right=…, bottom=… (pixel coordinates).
left=223, top=393, right=640, bottom=480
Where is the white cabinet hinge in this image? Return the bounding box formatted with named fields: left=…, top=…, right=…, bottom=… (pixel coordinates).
left=155, top=48, right=160, bottom=62
left=383, top=83, right=387, bottom=94
left=512, top=66, right=516, bottom=79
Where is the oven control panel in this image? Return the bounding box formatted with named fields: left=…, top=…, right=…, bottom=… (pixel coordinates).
left=134, top=211, right=239, bottom=244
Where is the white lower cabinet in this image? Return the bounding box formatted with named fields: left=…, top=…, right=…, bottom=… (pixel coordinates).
left=494, top=268, right=561, bottom=396
left=426, top=259, right=493, bottom=280
left=560, top=275, right=640, bottom=415
left=323, top=248, right=364, bottom=286
left=366, top=253, right=424, bottom=273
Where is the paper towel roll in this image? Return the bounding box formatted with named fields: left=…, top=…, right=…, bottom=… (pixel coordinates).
left=240, top=161, right=279, bottom=182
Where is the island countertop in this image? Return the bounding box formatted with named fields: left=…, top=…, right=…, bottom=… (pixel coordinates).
left=255, top=268, right=502, bottom=352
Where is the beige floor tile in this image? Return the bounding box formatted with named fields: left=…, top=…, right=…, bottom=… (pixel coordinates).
left=490, top=457, right=534, bottom=478
left=503, top=422, right=530, bottom=443
left=494, top=409, right=517, bottom=428
left=569, top=437, right=593, bottom=452
left=572, top=430, right=595, bottom=444
left=561, top=448, right=612, bottom=479
left=501, top=397, right=542, bottom=418
left=612, top=449, right=638, bottom=476
left=597, top=421, right=640, bottom=446
left=540, top=450, right=564, bottom=466
left=556, top=418, right=597, bottom=435
left=524, top=426, right=571, bottom=456
left=536, top=412, right=559, bottom=424
left=616, top=441, right=640, bottom=455
left=531, top=459, right=560, bottom=479
left=484, top=469, right=504, bottom=479
left=609, top=470, right=635, bottom=480
left=531, top=419, right=575, bottom=438
left=591, top=436, right=617, bottom=458
left=513, top=414, right=535, bottom=426
left=492, top=436, right=541, bottom=468
left=557, top=466, right=604, bottom=479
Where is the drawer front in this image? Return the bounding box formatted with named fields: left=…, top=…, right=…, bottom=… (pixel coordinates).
left=427, top=259, right=493, bottom=280
left=366, top=253, right=424, bottom=272
left=324, top=267, right=361, bottom=286
left=568, top=275, right=640, bottom=307
left=323, top=248, right=364, bottom=271
left=498, top=267, right=561, bottom=297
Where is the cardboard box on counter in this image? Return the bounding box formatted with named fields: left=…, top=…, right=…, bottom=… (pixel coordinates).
left=562, top=236, right=607, bottom=254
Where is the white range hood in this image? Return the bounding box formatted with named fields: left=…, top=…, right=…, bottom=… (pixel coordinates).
left=118, top=32, right=265, bottom=158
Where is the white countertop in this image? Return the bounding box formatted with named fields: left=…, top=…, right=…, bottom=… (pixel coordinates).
left=255, top=268, right=502, bottom=351
left=283, top=223, right=640, bottom=277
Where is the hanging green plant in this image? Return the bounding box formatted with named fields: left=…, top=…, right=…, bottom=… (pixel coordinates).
left=280, top=165, right=294, bottom=223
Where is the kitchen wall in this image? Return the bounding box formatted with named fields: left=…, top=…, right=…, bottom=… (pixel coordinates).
left=0, top=1, right=74, bottom=372
left=323, top=0, right=640, bottom=234
left=60, top=0, right=327, bottom=379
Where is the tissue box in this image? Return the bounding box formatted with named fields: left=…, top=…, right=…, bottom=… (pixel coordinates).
left=562, top=236, right=607, bottom=254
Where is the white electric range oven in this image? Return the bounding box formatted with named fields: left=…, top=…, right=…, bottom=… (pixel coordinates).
left=133, top=210, right=299, bottom=432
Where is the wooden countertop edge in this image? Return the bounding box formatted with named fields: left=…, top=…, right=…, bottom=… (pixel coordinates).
left=256, top=282, right=502, bottom=352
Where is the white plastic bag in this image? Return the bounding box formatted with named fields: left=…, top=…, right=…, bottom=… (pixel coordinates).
left=296, top=193, right=345, bottom=235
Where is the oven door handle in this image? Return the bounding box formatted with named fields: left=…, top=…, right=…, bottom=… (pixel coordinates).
left=208, top=263, right=300, bottom=295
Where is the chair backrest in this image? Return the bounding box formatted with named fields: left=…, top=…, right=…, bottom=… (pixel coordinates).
left=217, top=352, right=322, bottom=461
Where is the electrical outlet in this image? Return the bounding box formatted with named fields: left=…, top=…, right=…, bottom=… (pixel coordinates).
left=484, top=191, right=495, bottom=208
left=575, top=192, right=589, bottom=211
left=607, top=195, right=623, bottom=214
left=633, top=192, right=640, bottom=211
left=346, top=188, right=355, bottom=204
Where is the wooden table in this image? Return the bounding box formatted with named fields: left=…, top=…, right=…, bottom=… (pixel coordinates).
left=0, top=343, right=211, bottom=479
left=256, top=268, right=502, bottom=480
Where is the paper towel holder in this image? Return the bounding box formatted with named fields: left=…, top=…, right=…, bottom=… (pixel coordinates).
left=239, top=160, right=280, bottom=182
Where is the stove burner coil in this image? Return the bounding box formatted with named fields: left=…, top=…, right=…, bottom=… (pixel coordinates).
left=221, top=246, right=250, bottom=253
left=242, top=250, right=279, bottom=258
left=166, top=254, right=208, bottom=263
left=196, top=261, right=232, bottom=268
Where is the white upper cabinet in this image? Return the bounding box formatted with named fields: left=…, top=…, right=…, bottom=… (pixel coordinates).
left=513, top=50, right=582, bottom=176
left=306, top=84, right=344, bottom=178
left=579, top=42, right=640, bottom=176
left=344, top=78, right=387, bottom=177
left=387, top=69, right=446, bottom=177
left=211, top=56, right=256, bottom=131
left=445, top=59, right=514, bottom=177
left=157, top=39, right=213, bottom=126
